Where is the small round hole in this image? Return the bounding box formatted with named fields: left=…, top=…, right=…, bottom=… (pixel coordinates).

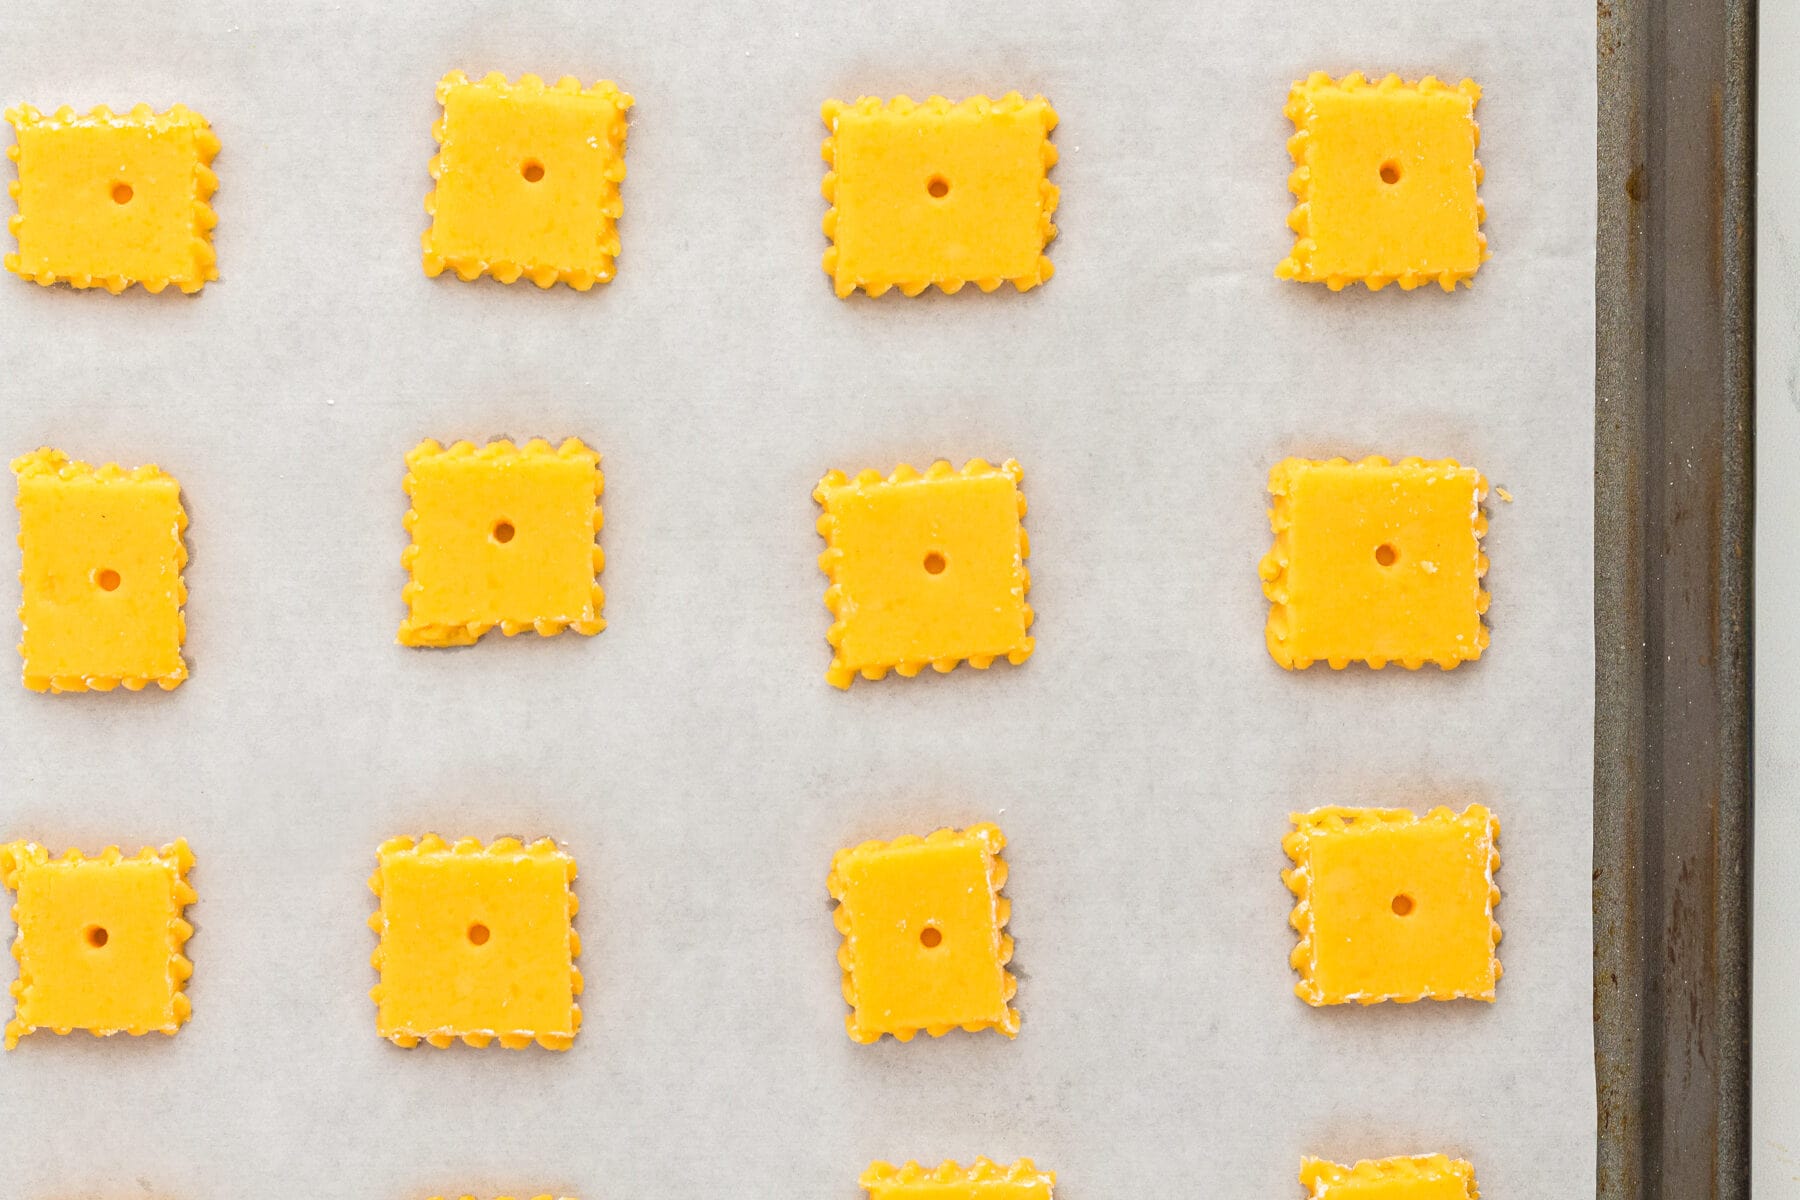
left=85, top=925, right=109, bottom=948
left=919, top=925, right=943, bottom=948
left=96, top=568, right=121, bottom=591
left=926, top=175, right=950, bottom=199
left=1391, top=894, right=1415, bottom=916
left=923, top=551, right=947, bottom=575
left=1374, top=543, right=1398, bottom=567
left=1379, top=160, right=1402, bottom=185
left=467, top=923, right=491, bottom=945
left=111, top=182, right=133, bottom=205
left=492, top=521, right=516, bottom=544
left=521, top=160, right=545, bottom=183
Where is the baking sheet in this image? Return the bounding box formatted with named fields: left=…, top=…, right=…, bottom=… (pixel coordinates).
left=0, top=2, right=1597, bottom=1198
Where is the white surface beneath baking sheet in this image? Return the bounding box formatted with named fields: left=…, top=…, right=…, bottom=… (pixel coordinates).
left=0, top=2, right=1595, bottom=1198
left=1755, top=0, right=1799, bottom=1194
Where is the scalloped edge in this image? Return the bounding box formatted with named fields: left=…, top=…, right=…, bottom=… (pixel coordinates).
left=1258, top=455, right=1490, bottom=670
left=813, top=458, right=1033, bottom=689
left=1, top=838, right=195, bottom=1049
left=11, top=448, right=190, bottom=693
left=828, top=823, right=1019, bottom=1043
left=821, top=94, right=1059, bottom=298
left=1282, top=805, right=1502, bottom=1006
left=862, top=1159, right=1053, bottom=1197
left=1300, top=1153, right=1478, bottom=1198
left=422, top=70, right=633, bottom=290
left=1275, top=72, right=1488, bottom=292
left=398, top=437, right=606, bottom=647
left=5, top=102, right=219, bottom=294
left=367, top=833, right=582, bottom=1050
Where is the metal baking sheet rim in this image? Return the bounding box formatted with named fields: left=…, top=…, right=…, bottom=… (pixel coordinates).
left=1592, top=0, right=1754, bottom=1197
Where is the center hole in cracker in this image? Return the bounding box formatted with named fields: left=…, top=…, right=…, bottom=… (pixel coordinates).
left=111, top=182, right=134, bottom=204
left=1374, top=543, right=1398, bottom=567
left=926, top=175, right=950, bottom=199
left=1391, top=894, right=1415, bottom=916
left=96, top=568, right=122, bottom=591
left=85, top=925, right=110, bottom=948
left=919, top=924, right=943, bottom=948
left=468, top=922, right=491, bottom=945
left=923, top=551, right=947, bottom=575
left=521, top=160, right=545, bottom=183
left=492, top=520, right=516, bottom=544
left=1379, top=160, right=1402, bottom=185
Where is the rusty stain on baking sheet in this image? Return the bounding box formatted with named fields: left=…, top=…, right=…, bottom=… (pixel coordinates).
left=1710, top=85, right=1725, bottom=294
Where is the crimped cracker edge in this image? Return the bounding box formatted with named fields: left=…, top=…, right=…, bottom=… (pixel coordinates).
left=1300, top=1153, right=1479, bottom=1198
left=860, top=1159, right=1053, bottom=1193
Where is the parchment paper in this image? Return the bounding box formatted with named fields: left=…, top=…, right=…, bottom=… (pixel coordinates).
left=0, top=2, right=1596, bottom=1197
